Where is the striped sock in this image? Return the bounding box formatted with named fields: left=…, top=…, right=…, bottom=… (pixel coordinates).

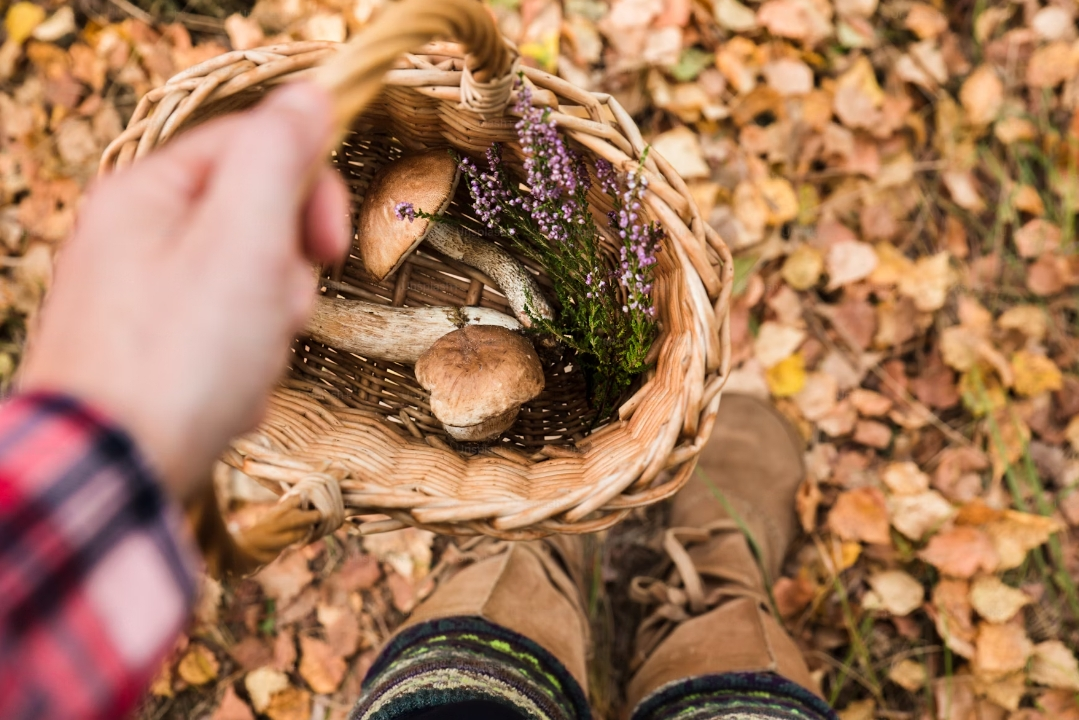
left=350, top=617, right=590, bottom=720
left=630, top=672, right=838, bottom=720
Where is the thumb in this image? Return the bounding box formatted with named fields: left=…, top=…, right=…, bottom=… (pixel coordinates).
left=192, top=82, right=336, bottom=256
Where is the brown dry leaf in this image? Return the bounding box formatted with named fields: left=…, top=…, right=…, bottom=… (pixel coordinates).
left=265, top=686, right=311, bottom=720
left=850, top=389, right=892, bottom=417
left=793, top=372, right=838, bottom=421
left=826, top=240, right=878, bottom=289
left=177, top=644, right=219, bottom=686
left=942, top=170, right=986, bottom=212
left=984, top=510, right=1063, bottom=570
left=919, top=526, right=999, bottom=578
left=150, top=661, right=174, bottom=698
left=773, top=574, right=817, bottom=618
left=882, top=461, right=930, bottom=495
left=756, top=0, right=832, bottom=45
left=853, top=419, right=891, bottom=449
left=754, top=321, right=806, bottom=368
left=714, top=0, right=758, bottom=32
left=959, top=65, right=1003, bottom=127
left=651, top=127, right=709, bottom=179
left=781, top=245, right=824, bottom=290
left=211, top=686, right=256, bottom=720
left=995, top=116, right=1037, bottom=144
left=255, top=550, right=314, bottom=607
left=889, top=490, right=955, bottom=540
left=837, top=698, right=875, bottom=720
left=998, top=305, right=1047, bottom=343
left=905, top=3, right=947, bottom=39
left=865, top=569, right=924, bottom=616
left=317, top=604, right=362, bottom=658
left=833, top=57, right=883, bottom=129
left=299, top=635, right=347, bottom=694
left=763, top=58, right=813, bottom=96
left=1014, top=219, right=1062, bottom=259
left=897, top=252, right=952, bottom=312
left=1027, top=253, right=1070, bottom=296
left=974, top=622, right=1033, bottom=678
left=930, top=579, right=977, bottom=658
left=1013, top=185, right=1045, bottom=216
left=1027, top=41, right=1079, bottom=88
left=970, top=575, right=1030, bottom=624
left=1030, top=641, right=1079, bottom=691
left=759, top=177, right=799, bottom=224
left=828, top=486, right=891, bottom=544
left=974, top=669, right=1026, bottom=711
left=888, top=658, right=928, bottom=691
left=245, top=667, right=289, bottom=714
left=1011, top=351, right=1063, bottom=397
left=363, top=528, right=435, bottom=581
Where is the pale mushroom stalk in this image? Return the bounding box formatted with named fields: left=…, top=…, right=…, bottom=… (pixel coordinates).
left=424, top=223, right=554, bottom=329
left=305, top=296, right=521, bottom=364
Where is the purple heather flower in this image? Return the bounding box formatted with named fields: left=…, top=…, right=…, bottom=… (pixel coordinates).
left=394, top=202, right=416, bottom=222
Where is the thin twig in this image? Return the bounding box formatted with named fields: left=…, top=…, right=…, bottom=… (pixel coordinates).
left=107, top=0, right=154, bottom=24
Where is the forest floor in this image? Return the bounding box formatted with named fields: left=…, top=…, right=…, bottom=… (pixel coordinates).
left=4, top=0, right=1079, bottom=718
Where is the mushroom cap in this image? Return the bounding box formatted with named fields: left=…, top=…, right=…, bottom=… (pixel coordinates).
left=357, top=149, right=459, bottom=280
left=415, top=325, right=545, bottom=433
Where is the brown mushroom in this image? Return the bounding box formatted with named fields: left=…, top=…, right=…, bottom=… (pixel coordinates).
left=356, top=149, right=554, bottom=329
left=415, top=325, right=545, bottom=441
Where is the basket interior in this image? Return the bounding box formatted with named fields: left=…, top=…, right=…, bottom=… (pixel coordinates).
left=275, top=92, right=676, bottom=454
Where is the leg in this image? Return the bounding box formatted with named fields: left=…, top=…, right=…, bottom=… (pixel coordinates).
left=626, top=395, right=838, bottom=720
left=350, top=540, right=591, bottom=720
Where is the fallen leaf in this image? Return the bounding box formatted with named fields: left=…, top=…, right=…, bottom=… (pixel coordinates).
left=756, top=0, right=833, bottom=45
left=299, top=635, right=347, bottom=694
left=177, top=644, right=219, bottom=686
left=905, top=3, right=947, bottom=39
left=245, top=667, right=289, bottom=714
left=754, top=321, right=806, bottom=368
left=828, top=486, right=891, bottom=544
left=888, top=658, right=928, bottom=691
left=651, top=126, right=709, bottom=179
left=889, top=490, right=955, bottom=540
left=265, top=686, right=311, bottom=720
left=1030, top=641, right=1079, bottom=691
left=765, top=353, right=807, bottom=397
left=1011, top=351, right=1063, bottom=397
left=998, top=305, right=1047, bottom=343
left=793, top=371, right=838, bottom=420
left=930, top=579, right=977, bottom=658
left=1027, top=253, right=1069, bottom=296
left=255, top=550, right=314, bottom=607
left=212, top=686, right=256, bottom=720
left=1014, top=219, right=1062, bottom=259
left=714, top=0, right=758, bottom=31
left=865, top=569, right=924, bottom=616
left=827, top=240, right=878, bottom=289
left=774, top=574, right=817, bottom=618
left=919, top=526, right=999, bottom=578
left=897, top=252, right=952, bottom=312
left=975, top=622, right=1033, bottom=678
left=853, top=419, right=891, bottom=449
left=1027, top=41, right=1079, bottom=88
left=942, top=170, right=985, bottom=212
left=959, top=65, right=1003, bottom=127
left=4, top=2, right=46, bottom=45
left=759, top=177, right=799, bottom=224
left=974, top=669, right=1025, bottom=710
left=763, top=58, right=814, bottom=96
left=970, top=575, right=1030, bottom=624
left=837, top=698, right=875, bottom=720
left=850, top=389, right=892, bottom=417
left=984, top=510, right=1063, bottom=570
left=363, top=528, right=435, bottom=581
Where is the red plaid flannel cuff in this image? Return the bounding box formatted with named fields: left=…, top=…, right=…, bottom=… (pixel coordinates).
left=0, top=392, right=200, bottom=720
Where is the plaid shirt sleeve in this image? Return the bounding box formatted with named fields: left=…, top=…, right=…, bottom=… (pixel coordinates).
left=0, top=393, right=201, bottom=720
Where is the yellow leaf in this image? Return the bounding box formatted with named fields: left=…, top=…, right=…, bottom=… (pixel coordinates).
left=1011, top=350, right=1063, bottom=397
left=177, top=644, right=219, bottom=686
left=765, top=352, right=806, bottom=397
left=5, top=2, right=46, bottom=44
left=781, top=245, right=823, bottom=290
left=519, top=32, right=559, bottom=73
left=759, top=177, right=798, bottom=225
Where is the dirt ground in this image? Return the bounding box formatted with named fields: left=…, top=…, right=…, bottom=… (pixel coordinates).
left=3, top=0, right=1079, bottom=717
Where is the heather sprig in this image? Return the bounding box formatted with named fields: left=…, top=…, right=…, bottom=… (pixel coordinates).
left=451, top=82, right=663, bottom=417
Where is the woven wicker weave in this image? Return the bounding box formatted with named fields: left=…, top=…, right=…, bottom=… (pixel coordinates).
left=99, top=0, right=733, bottom=565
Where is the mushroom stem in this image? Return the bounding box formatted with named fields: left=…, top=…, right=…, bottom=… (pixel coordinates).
left=306, top=296, right=521, bottom=364
left=425, top=223, right=554, bottom=329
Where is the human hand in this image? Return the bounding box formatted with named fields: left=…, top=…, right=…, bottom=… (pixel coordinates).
left=19, top=82, right=349, bottom=502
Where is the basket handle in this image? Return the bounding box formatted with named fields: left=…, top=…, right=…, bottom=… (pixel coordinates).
left=190, top=0, right=515, bottom=575
left=313, top=0, right=517, bottom=135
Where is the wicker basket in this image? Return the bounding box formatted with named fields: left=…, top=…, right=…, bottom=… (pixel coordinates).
left=99, top=0, right=733, bottom=565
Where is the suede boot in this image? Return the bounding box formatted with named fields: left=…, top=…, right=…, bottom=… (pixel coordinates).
left=624, top=394, right=820, bottom=712
left=397, top=537, right=591, bottom=690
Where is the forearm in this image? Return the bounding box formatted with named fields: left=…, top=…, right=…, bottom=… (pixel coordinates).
left=0, top=392, right=200, bottom=720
